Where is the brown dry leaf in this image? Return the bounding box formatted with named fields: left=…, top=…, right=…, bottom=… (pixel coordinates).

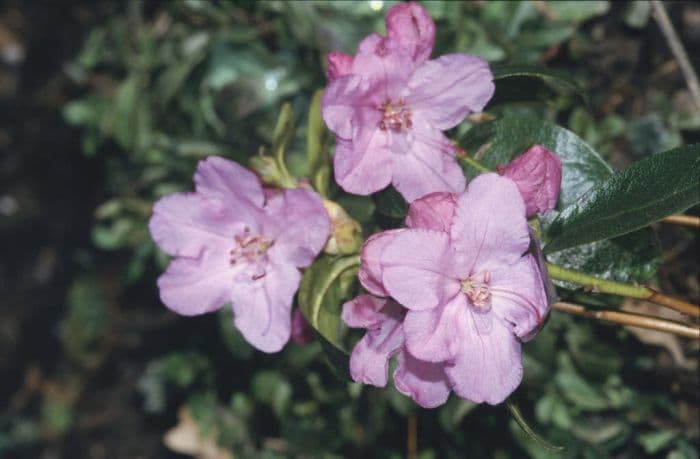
left=163, top=406, right=233, bottom=459
left=621, top=298, right=698, bottom=370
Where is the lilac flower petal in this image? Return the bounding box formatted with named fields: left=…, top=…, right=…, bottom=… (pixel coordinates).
left=326, top=51, right=354, bottom=81
left=405, top=191, right=458, bottom=231
left=333, top=130, right=393, bottom=196
left=490, top=255, right=549, bottom=341
left=403, top=294, right=467, bottom=362
left=322, top=74, right=373, bottom=140
left=407, top=54, right=494, bottom=130
left=358, top=229, right=405, bottom=296
left=446, top=313, right=523, bottom=405
left=149, top=192, right=234, bottom=258
left=264, top=188, right=330, bottom=268
left=393, top=350, right=450, bottom=408
left=347, top=297, right=405, bottom=387
left=231, top=263, right=301, bottom=353
left=157, top=246, right=231, bottom=316
left=342, top=294, right=388, bottom=329
left=351, top=34, right=414, bottom=99
left=390, top=128, right=466, bottom=202
left=381, top=229, right=462, bottom=310
left=450, top=174, right=530, bottom=271
left=194, top=156, right=264, bottom=209
left=385, top=1, right=435, bottom=64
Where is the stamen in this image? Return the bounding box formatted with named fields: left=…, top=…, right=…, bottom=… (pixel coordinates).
left=461, top=271, right=492, bottom=308
left=379, top=99, right=412, bottom=132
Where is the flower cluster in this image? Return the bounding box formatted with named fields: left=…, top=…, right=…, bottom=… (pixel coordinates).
left=148, top=1, right=563, bottom=409
left=344, top=172, right=554, bottom=407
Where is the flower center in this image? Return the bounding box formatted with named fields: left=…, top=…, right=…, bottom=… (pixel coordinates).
left=229, top=227, right=274, bottom=280
left=379, top=99, right=412, bottom=132
left=460, top=270, right=492, bottom=309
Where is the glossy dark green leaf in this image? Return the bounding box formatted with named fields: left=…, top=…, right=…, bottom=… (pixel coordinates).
left=374, top=186, right=408, bottom=219
left=459, top=114, right=611, bottom=208
left=544, top=144, right=700, bottom=254
left=490, top=63, right=587, bottom=106
left=459, top=114, right=661, bottom=281
left=546, top=230, right=661, bottom=284
left=298, top=255, right=359, bottom=348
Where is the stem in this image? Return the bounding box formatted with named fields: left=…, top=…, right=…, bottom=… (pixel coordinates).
left=553, top=302, right=700, bottom=339
left=546, top=263, right=699, bottom=318
left=661, top=214, right=700, bottom=228
left=407, top=413, right=417, bottom=459
left=457, top=155, right=491, bottom=173
left=652, top=1, right=700, bottom=111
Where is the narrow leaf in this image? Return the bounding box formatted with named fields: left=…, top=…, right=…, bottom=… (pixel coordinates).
left=307, top=90, right=331, bottom=196
left=271, top=103, right=295, bottom=185
left=506, top=400, right=564, bottom=452
left=545, top=144, right=700, bottom=254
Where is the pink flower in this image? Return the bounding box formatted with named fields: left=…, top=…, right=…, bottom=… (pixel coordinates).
left=322, top=2, right=494, bottom=202
left=149, top=157, right=330, bottom=353
left=342, top=294, right=450, bottom=408
left=358, top=174, right=550, bottom=404
left=498, top=145, right=562, bottom=218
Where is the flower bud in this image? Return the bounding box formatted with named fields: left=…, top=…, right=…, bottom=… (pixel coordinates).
left=326, top=52, right=353, bottom=81
left=405, top=191, right=458, bottom=232
left=291, top=309, right=314, bottom=346
left=249, top=155, right=289, bottom=188
left=322, top=199, right=363, bottom=255
left=385, top=1, right=435, bottom=64
left=499, top=145, right=562, bottom=218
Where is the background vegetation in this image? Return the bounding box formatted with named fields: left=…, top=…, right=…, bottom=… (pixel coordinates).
left=1, top=1, right=698, bottom=458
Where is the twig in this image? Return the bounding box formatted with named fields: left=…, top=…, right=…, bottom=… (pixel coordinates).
left=547, top=263, right=700, bottom=318
left=553, top=302, right=700, bottom=339
left=651, top=1, right=700, bottom=111
left=407, top=413, right=417, bottom=459
left=661, top=214, right=700, bottom=228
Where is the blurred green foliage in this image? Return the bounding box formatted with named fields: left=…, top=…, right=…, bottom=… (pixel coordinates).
left=4, top=0, right=697, bottom=458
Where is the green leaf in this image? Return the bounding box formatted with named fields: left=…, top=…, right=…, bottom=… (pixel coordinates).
left=546, top=230, right=661, bottom=284
left=459, top=115, right=663, bottom=281
left=271, top=103, right=296, bottom=186
left=307, top=90, right=331, bottom=197
left=374, top=186, right=408, bottom=219
left=544, top=144, right=700, bottom=253
left=490, top=63, right=586, bottom=106
left=459, top=114, right=612, bottom=208
left=298, top=255, right=360, bottom=348
left=506, top=400, right=564, bottom=452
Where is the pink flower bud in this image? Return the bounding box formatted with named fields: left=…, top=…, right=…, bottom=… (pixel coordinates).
left=326, top=51, right=354, bottom=81
left=385, top=1, right=436, bottom=64
left=499, top=145, right=562, bottom=218
left=291, top=309, right=314, bottom=346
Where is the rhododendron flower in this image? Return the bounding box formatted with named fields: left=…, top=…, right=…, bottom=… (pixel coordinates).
left=342, top=294, right=450, bottom=408
left=357, top=174, right=550, bottom=404
left=322, top=2, right=494, bottom=202
left=149, top=157, right=330, bottom=353
left=498, top=144, right=562, bottom=218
